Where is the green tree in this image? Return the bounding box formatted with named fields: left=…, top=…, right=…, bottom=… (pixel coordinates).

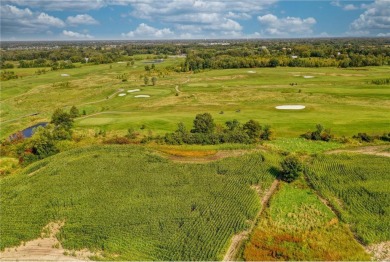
left=268, top=58, right=279, bottom=67
left=191, top=113, right=215, bottom=134
left=280, top=155, right=303, bottom=182
left=151, top=76, right=157, bottom=86
left=28, top=125, right=59, bottom=160
left=144, top=76, right=149, bottom=86
left=243, top=120, right=262, bottom=140
left=51, top=108, right=73, bottom=131
left=69, top=106, right=80, bottom=118
left=260, top=125, right=273, bottom=140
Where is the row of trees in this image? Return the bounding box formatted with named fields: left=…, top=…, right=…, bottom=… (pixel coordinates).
left=164, top=113, right=272, bottom=145
left=181, top=51, right=386, bottom=72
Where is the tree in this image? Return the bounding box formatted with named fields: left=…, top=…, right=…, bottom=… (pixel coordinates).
left=280, top=155, right=303, bottom=182
left=27, top=125, right=59, bottom=160
left=191, top=113, right=215, bottom=134
left=243, top=120, right=262, bottom=140
left=268, top=58, right=279, bottom=67
left=51, top=108, right=73, bottom=131
left=260, top=125, right=273, bottom=140
left=69, top=106, right=80, bottom=118
left=151, top=76, right=157, bottom=86
left=225, top=119, right=241, bottom=131
left=143, top=76, right=149, bottom=86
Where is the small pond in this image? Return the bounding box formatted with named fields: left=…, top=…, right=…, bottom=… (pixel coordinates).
left=9, top=122, right=49, bottom=140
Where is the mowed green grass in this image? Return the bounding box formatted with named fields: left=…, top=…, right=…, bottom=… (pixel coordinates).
left=1, top=60, right=389, bottom=139
left=244, top=180, right=370, bottom=261
left=0, top=145, right=277, bottom=260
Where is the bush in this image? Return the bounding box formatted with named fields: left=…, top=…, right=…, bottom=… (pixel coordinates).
left=280, top=155, right=303, bottom=182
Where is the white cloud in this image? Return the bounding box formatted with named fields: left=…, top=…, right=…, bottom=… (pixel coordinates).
left=66, top=14, right=99, bottom=26
left=343, top=4, right=358, bottom=11
left=205, top=18, right=242, bottom=31
left=349, top=0, right=390, bottom=35
left=258, top=14, right=316, bottom=36
left=37, top=12, right=65, bottom=27
left=121, top=23, right=174, bottom=39
left=1, top=0, right=128, bottom=11
left=378, top=32, right=390, bottom=36
left=1, top=4, right=65, bottom=35
left=62, top=30, right=93, bottom=39
left=226, top=11, right=251, bottom=20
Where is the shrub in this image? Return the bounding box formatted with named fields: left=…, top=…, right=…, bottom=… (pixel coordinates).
left=280, top=155, right=303, bottom=182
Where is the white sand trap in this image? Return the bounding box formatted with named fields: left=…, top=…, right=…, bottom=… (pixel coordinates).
left=127, top=89, right=140, bottom=93
left=134, top=95, right=150, bottom=98
left=118, top=93, right=127, bottom=97
left=247, top=70, right=256, bottom=73
left=303, top=75, right=314, bottom=79
left=117, top=62, right=126, bottom=64
left=275, top=105, right=306, bottom=110
left=61, top=74, right=70, bottom=77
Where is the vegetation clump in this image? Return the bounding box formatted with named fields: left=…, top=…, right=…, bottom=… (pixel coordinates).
left=164, top=113, right=272, bottom=145
left=280, top=155, right=303, bottom=182
left=301, top=124, right=333, bottom=142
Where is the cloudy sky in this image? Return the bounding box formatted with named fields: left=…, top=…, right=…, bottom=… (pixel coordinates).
left=1, top=0, right=389, bottom=40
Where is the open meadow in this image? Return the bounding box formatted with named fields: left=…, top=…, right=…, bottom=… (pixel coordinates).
left=1, top=57, right=389, bottom=139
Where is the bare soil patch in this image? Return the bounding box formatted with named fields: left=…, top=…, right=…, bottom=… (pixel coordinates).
left=0, top=221, right=97, bottom=261
left=366, top=241, right=390, bottom=261
left=163, top=149, right=253, bottom=163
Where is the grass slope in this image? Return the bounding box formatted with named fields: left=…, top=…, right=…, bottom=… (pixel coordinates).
left=306, top=153, right=390, bottom=244
left=0, top=145, right=277, bottom=260
left=244, top=180, right=370, bottom=261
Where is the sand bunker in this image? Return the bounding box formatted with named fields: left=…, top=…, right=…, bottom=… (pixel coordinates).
left=247, top=71, right=256, bottom=73
left=61, top=74, right=70, bottom=77
left=134, top=95, right=150, bottom=98
left=127, top=89, right=140, bottom=93
left=303, top=76, right=314, bottom=79
left=118, top=93, right=126, bottom=97
left=117, top=62, right=126, bottom=64
left=275, top=105, right=306, bottom=110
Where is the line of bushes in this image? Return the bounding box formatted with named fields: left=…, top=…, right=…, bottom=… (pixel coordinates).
left=164, top=113, right=272, bottom=145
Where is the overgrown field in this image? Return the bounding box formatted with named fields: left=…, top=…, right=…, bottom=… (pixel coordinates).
left=1, top=58, right=389, bottom=139
left=306, top=153, right=390, bottom=244
left=243, top=180, right=370, bottom=261
left=0, top=145, right=277, bottom=260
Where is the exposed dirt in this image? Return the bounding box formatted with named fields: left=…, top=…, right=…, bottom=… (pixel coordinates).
left=326, top=145, right=390, bottom=158
left=0, top=221, right=96, bottom=261
left=223, top=179, right=279, bottom=261
left=366, top=241, right=390, bottom=261
left=163, top=149, right=255, bottom=163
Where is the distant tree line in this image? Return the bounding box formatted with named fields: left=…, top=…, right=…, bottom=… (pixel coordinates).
left=164, top=113, right=272, bottom=145
left=1, top=38, right=389, bottom=70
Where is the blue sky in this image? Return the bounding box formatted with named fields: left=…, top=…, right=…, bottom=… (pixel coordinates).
left=1, top=0, right=389, bottom=40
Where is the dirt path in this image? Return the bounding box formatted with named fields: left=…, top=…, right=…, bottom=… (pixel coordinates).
left=326, top=145, right=390, bottom=158
left=223, top=179, right=279, bottom=261
left=365, top=241, right=390, bottom=261
left=164, top=149, right=255, bottom=163
left=0, top=221, right=95, bottom=261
